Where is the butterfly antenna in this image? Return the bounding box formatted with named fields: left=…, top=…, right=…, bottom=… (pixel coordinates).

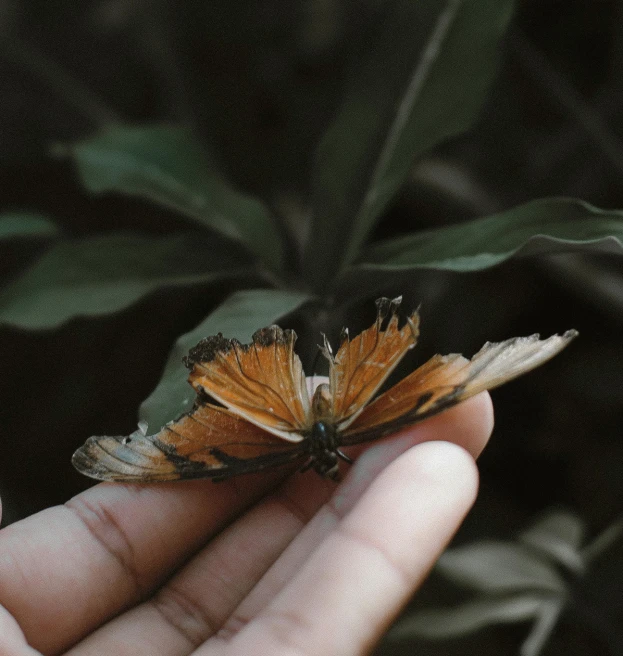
left=316, top=333, right=334, bottom=370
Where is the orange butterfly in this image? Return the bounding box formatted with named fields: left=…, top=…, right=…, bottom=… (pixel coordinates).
left=72, top=297, right=577, bottom=482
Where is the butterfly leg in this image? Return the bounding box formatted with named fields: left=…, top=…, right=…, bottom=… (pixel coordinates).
left=336, top=449, right=353, bottom=464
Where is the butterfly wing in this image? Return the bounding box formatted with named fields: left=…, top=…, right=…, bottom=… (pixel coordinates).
left=341, top=330, right=578, bottom=445
left=325, top=297, right=419, bottom=429
left=72, top=402, right=310, bottom=482
left=185, top=325, right=311, bottom=441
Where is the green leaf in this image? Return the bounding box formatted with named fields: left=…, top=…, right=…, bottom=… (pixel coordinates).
left=356, top=197, right=623, bottom=272
left=389, top=595, right=552, bottom=640
left=67, top=124, right=283, bottom=270
left=0, top=212, right=58, bottom=240
left=519, top=510, right=586, bottom=574
left=138, top=288, right=312, bottom=431
left=438, top=541, right=566, bottom=594
left=304, top=0, right=515, bottom=287
left=0, top=233, right=252, bottom=329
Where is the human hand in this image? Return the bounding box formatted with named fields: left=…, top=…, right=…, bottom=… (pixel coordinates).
left=0, top=393, right=493, bottom=656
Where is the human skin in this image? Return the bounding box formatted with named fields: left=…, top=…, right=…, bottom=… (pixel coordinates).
left=0, top=393, right=493, bottom=656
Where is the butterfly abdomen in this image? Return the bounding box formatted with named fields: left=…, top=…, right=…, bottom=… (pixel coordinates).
left=306, top=421, right=355, bottom=480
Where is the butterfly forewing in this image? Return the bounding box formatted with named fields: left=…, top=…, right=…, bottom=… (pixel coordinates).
left=342, top=331, right=578, bottom=445
left=186, top=325, right=311, bottom=441
left=344, top=353, right=470, bottom=433
left=327, top=297, right=420, bottom=429
left=72, top=403, right=308, bottom=482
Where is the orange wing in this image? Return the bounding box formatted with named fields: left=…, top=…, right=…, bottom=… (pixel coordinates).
left=342, top=330, right=578, bottom=444
left=323, top=297, right=419, bottom=429
left=185, top=325, right=311, bottom=441
left=72, top=403, right=309, bottom=482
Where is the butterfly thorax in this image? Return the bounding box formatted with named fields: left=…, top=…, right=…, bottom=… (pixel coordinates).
left=311, top=382, right=333, bottom=421
left=309, top=420, right=338, bottom=451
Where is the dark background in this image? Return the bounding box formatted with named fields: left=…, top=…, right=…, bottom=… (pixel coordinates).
left=0, top=1, right=621, bottom=654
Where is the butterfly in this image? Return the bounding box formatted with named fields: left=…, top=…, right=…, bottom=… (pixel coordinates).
left=72, top=297, right=577, bottom=483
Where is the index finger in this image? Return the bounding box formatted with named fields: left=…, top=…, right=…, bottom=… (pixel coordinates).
left=224, top=440, right=480, bottom=656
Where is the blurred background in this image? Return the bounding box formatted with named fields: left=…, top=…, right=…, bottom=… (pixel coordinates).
left=0, top=1, right=621, bottom=654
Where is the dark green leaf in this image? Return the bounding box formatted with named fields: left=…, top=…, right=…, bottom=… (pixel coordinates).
left=438, top=541, right=566, bottom=594
left=139, top=288, right=312, bottom=431
left=305, top=0, right=515, bottom=287
left=0, top=212, right=58, bottom=240
left=389, top=595, right=551, bottom=639
left=356, top=197, right=623, bottom=272
left=0, top=233, right=252, bottom=329
left=68, top=125, right=283, bottom=270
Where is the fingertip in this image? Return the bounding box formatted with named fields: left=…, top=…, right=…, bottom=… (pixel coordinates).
left=451, top=391, right=494, bottom=457
left=396, top=440, right=480, bottom=510
left=344, top=440, right=480, bottom=582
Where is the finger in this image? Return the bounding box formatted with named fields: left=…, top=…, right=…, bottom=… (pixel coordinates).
left=223, top=441, right=479, bottom=656
left=217, top=393, right=492, bottom=630
left=0, top=473, right=284, bottom=654
left=65, top=476, right=335, bottom=656
left=65, top=395, right=491, bottom=655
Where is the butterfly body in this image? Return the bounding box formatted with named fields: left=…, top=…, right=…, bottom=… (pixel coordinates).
left=73, top=297, right=578, bottom=483
left=300, top=420, right=357, bottom=480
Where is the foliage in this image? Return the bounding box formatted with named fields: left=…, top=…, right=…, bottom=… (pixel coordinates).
left=388, top=511, right=623, bottom=656
left=3, top=1, right=623, bottom=340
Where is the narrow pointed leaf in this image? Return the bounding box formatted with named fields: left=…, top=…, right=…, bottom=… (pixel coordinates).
left=519, top=511, right=586, bottom=574
left=356, top=197, right=623, bottom=272
left=438, top=541, right=566, bottom=594
left=581, top=516, right=623, bottom=563
left=68, top=124, right=283, bottom=270
left=520, top=599, right=565, bottom=656
left=389, top=595, right=551, bottom=640
left=305, top=0, right=515, bottom=287
left=0, top=212, right=58, bottom=240
left=139, top=288, right=312, bottom=431
left=0, top=233, right=252, bottom=329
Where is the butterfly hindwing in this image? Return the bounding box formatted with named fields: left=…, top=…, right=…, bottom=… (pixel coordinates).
left=72, top=403, right=309, bottom=482
left=341, top=331, right=578, bottom=445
